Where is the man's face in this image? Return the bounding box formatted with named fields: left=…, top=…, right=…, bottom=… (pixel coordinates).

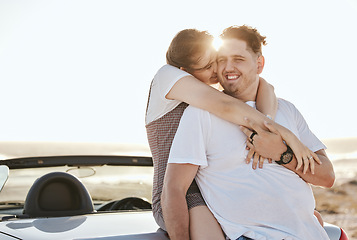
left=217, top=38, right=262, bottom=100
left=187, top=48, right=218, bottom=85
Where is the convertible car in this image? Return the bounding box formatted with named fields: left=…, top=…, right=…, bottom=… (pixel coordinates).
left=0, top=142, right=349, bottom=240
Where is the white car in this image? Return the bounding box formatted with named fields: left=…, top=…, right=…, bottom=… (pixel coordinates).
left=0, top=142, right=349, bottom=240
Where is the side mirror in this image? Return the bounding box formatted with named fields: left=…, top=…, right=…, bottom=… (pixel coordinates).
left=0, top=165, right=9, bottom=192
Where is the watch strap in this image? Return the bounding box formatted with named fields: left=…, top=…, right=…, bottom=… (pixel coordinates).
left=275, top=144, right=294, bottom=165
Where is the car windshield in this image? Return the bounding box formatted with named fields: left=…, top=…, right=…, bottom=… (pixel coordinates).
left=0, top=158, right=154, bottom=207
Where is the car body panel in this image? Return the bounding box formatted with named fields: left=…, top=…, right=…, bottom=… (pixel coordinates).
left=0, top=212, right=169, bottom=240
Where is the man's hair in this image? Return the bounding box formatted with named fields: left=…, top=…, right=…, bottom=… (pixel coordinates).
left=220, top=25, right=267, bottom=56
left=166, top=29, right=214, bottom=69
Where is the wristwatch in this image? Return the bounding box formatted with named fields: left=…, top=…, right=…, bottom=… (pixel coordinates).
left=275, top=145, right=294, bottom=165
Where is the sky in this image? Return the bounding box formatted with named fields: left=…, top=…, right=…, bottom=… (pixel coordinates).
left=0, top=0, right=357, bottom=146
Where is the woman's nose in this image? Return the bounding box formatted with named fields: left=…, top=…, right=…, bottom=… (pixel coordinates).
left=212, top=62, right=217, bottom=73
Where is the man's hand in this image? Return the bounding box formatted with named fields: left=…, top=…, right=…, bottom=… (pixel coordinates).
left=240, top=118, right=286, bottom=161
left=240, top=118, right=321, bottom=174
left=245, top=148, right=272, bottom=169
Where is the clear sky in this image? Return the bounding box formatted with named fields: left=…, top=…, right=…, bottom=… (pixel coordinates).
left=1, top=0, right=357, bottom=145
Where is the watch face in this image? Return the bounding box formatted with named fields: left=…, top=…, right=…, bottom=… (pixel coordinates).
left=283, top=153, right=294, bottom=163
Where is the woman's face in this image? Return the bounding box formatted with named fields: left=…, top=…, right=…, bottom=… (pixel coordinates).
left=186, top=48, right=218, bottom=85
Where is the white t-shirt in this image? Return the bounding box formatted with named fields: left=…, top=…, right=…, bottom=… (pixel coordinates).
left=168, top=100, right=329, bottom=240
left=145, top=65, right=191, bottom=125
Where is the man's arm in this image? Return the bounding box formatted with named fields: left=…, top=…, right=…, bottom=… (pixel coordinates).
left=241, top=121, right=335, bottom=187
left=161, top=163, right=199, bottom=240
left=282, top=148, right=335, bottom=187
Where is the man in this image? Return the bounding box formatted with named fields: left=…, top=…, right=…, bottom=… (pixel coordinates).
left=162, top=25, right=335, bottom=240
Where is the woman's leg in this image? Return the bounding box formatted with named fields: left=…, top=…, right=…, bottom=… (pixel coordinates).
left=189, top=205, right=225, bottom=240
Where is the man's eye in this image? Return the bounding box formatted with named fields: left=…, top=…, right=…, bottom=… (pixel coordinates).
left=205, top=64, right=212, bottom=69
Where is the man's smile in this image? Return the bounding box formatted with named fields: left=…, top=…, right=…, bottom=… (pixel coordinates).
left=225, top=73, right=240, bottom=81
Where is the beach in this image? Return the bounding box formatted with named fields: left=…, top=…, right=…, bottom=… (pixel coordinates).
left=313, top=157, right=357, bottom=239
left=1, top=139, right=356, bottom=238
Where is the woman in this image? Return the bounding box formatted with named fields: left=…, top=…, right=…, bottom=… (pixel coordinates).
left=146, top=29, right=320, bottom=239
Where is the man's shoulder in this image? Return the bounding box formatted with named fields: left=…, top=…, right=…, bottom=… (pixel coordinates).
left=181, top=105, right=213, bottom=121
left=278, top=98, right=298, bottom=110
left=278, top=97, right=292, bottom=104
left=277, top=98, right=303, bottom=120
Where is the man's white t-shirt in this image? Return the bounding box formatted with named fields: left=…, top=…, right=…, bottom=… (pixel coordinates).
left=168, top=100, right=329, bottom=240
left=145, top=65, right=190, bottom=125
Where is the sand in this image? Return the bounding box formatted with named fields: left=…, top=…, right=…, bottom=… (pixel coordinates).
left=312, top=158, right=357, bottom=239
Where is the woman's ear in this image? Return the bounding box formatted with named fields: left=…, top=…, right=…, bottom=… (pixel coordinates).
left=180, top=67, right=188, bottom=72
left=257, top=55, right=265, bottom=74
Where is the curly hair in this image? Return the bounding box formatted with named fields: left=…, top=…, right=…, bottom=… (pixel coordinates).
left=220, top=25, right=267, bottom=56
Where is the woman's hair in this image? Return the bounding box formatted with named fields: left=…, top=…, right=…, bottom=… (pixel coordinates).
left=166, top=29, right=214, bottom=70
left=220, top=25, right=267, bottom=56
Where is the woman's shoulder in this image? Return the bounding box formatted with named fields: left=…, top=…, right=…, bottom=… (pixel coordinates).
left=153, top=64, right=191, bottom=84
left=146, top=65, right=190, bottom=125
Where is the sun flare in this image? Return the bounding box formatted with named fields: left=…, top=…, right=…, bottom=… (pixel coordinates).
left=212, top=37, right=223, bottom=50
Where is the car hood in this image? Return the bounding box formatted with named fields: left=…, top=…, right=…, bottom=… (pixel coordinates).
left=0, top=211, right=169, bottom=240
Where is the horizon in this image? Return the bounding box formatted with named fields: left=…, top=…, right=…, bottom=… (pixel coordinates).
left=0, top=0, right=356, bottom=145
left=1, top=137, right=356, bottom=162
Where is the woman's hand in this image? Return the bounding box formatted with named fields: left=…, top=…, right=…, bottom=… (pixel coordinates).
left=267, top=120, right=322, bottom=174
left=240, top=118, right=321, bottom=174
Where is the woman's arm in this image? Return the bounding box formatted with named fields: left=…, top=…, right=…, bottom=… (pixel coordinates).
left=256, top=77, right=278, bottom=120
left=166, top=75, right=270, bottom=127
left=166, top=75, right=319, bottom=171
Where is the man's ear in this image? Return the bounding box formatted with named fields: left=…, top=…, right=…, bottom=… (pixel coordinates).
left=257, top=55, right=265, bottom=74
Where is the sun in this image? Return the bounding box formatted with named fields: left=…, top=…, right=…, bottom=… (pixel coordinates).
left=212, top=37, right=223, bottom=50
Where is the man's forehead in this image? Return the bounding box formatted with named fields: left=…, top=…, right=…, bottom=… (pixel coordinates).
left=218, top=38, right=249, bottom=56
